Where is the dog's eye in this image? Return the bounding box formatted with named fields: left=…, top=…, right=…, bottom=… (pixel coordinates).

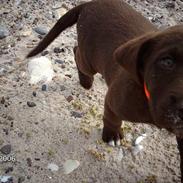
left=158, top=57, right=175, bottom=70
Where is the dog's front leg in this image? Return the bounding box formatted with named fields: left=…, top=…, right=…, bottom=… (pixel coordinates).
left=177, top=137, right=183, bottom=183
left=102, top=100, right=123, bottom=146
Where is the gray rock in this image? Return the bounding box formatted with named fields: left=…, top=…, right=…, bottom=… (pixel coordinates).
left=0, top=25, right=9, bottom=39
left=41, top=50, right=49, bottom=56
left=71, top=111, right=83, bottom=118
left=0, top=68, right=7, bottom=75
left=26, top=158, right=32, bottom=167
left=34, top=26, right=49, bottom=35
left=0, top=144, right=12, bottom=155
left=32, top=91, right=37, bottom=97
left=53, top=47, right=63, bottom=53
left=42, top=84, right=48, bottom=91
left=55, top=59, right=64, bottom=64
left=27, top=101, right=36, bottom=107
left=66, top=95, right=73, bottom=102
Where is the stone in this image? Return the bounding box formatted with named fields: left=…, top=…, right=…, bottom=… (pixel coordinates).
left=34, top=26, right=49, bottom=35
left=55, top=59, right=64, bottom=64
left=27, top=101, right=36, bottom=107
left=63, top=159, right=80, bottom=174
left=27, top=158, right=32, bottom=167
left=42, top=84, right=48, bottom=91
left=32, top=91, right=37, bottom=97
left=41, top=50, right=49, bottom=56
left=53, top=47, right=64, bottom=53
left=0, top=25, right=9, bottom=39
left=71, top=111, right=83, bottom=118
left=47, top=163, right=59, bottom=171
left=0, top=144, right=12, bottom=155
left=66, top=96, right=73, bottom=102
left=21, top=30, right=32, bottom=37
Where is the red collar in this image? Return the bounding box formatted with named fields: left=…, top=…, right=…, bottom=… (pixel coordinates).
left=144, top=82, right=150, bottom=100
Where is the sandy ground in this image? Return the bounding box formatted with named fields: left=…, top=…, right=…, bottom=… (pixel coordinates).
left=0, top=0, right=183, bottom=182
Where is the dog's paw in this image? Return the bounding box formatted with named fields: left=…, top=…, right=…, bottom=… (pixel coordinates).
left=102, top=127, right=123, bottom=146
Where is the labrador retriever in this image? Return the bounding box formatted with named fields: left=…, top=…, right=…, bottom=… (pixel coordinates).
left=26, top=0, right=183, bottom=181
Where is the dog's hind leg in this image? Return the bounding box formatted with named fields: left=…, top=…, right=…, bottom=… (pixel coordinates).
left=73, top=46, right=94, bottom=89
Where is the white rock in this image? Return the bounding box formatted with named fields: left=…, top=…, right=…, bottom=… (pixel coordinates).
left=28, top=56, right=54, bottom=84
left=135, top=134, right=147, bottom=145
left=63, top=159, right=80, bottom=174
left=47, top=163, right=59, bottom=171
left=21, top=30, right=32, bottom=37
left=0, top=175, right=12, bottom=183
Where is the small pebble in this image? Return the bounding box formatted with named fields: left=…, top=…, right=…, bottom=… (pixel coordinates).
left=10, top=122, right=13, bottom=128
left=47, top=163, right=59, bottom=171
left=65, top=74, right=72, bottom=78
left=63, top=159, right=80, bottom=174
left=66, top=96, right=73, bottom=102
left=1, top=97, right=5, bottom=104
left=42, top=84, right=48, bottom=91
left=34, top=26, right=49, bottom=35
left=61, top=65, right=66, bottom=69
left=71, top=111, right=83, bottom=118
left=26, top=158, right=32, bottom=167
left=21, top=30, right=32, bottom=37
left=0, top=144, right=12, bottom=155
left=41, top=50, right=49, bottom=56
left=53, top=47, right=62, bottom=53
left=55, top=59, right=64, bottom=64
left=0, top=68, right=7, bottom=75
left=27, top=101, right=36, bottom=107
left=35, top=158, right=40, bottom=161
left=134, top=134, right=147, bottom=146
left=32, top=91, right=37, bottom=97
left=3, top=129, right=9, bottom=135
left=0, top=25, right=9, bottom=39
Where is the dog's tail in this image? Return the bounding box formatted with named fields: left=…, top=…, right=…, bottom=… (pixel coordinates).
left=26, top=3, right=87, bottom=58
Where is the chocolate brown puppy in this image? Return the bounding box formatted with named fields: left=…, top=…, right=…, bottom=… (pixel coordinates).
left=27, top=0, right=183, bottom=181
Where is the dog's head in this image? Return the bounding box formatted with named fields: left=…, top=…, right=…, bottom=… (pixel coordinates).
left=114, top=25, right=183, bottom=137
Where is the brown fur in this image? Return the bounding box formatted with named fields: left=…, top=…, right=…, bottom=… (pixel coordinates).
left=27, top=0, right=183, bottom=181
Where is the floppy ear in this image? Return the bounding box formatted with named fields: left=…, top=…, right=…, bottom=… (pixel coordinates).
left=114, top=32, right=156, bottom=83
